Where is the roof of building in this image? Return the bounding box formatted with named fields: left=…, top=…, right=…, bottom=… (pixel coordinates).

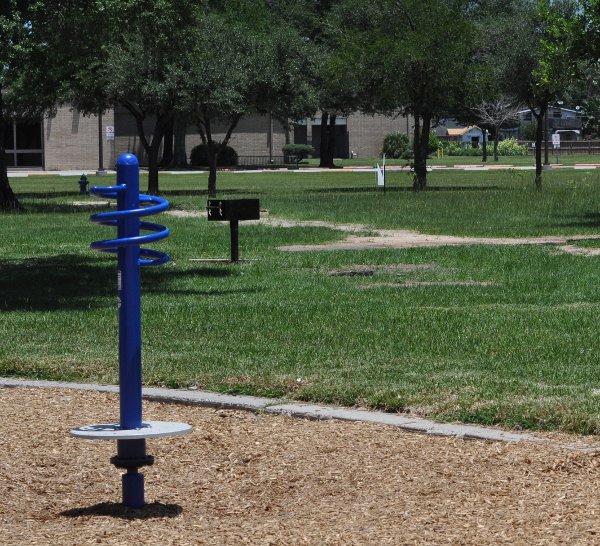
left=446, top=126, right=480, bottom=136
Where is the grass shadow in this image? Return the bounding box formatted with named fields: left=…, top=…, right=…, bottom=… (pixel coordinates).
left=0, top=257, right=254, bottom=311
left=61, top=502, right=183, bottom=520
left=160, top=189, right=265, bottom=198
left=554, top=212, right=600, bottom=229
left=0, top=255, right=114, bottom=311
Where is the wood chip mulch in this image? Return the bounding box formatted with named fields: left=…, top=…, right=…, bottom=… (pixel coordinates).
left=2, top=387, right=600, bottom=545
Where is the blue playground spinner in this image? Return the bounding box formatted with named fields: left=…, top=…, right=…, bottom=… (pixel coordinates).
left=71, top=153, right=191, bottom=509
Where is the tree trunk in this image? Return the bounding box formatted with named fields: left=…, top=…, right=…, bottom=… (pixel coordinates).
left=319, top=112, right=329, bottom=168
left=203, top=114, right=218, bottom=198
left=413, top=113, right=431, bottom=191
left=207, top=140, right=217, bottom=198
left=482, top=129, right=487, bottom=162
left=147, top=148, right=160, bottom=196
left=493, top=127, right=499, bottom=162
left=159, top=117, right=174, bottom=167
left=0, top=95, right=22, bottom=211
left=122, top=102, right=167, bottom=195
left=172, top=116, right=188, bottom=168
left=533, top=104, right=547, bottom=191
left=147, top=118, right=168, bottom=195
left=326, top=114, right=336, bottom=168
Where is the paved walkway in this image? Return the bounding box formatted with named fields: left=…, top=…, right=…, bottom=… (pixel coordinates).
left=8, top=163, right=600, bottom=177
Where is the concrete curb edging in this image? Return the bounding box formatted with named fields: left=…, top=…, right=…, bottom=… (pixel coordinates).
left=0, top=377, right=539, bottom=444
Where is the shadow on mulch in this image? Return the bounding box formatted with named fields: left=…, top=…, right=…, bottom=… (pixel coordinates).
left=61, top=502, right=183, bottom=520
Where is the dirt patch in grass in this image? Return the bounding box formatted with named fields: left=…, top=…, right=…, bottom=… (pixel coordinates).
left=326, top=263, right=439, bottom=277
left=164, top=213, right=600, bottom=253
left=361, top=281, right=496, bottom=289
left=557, top=244, right=600, bottom=256
left=4, top=386, right=600, bottom=544
left=280, top=232, right=600, bottom=252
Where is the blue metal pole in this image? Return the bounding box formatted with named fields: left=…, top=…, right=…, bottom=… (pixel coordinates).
left=117, top=153, right=143, bottom=430
left=80, top=152, right=184, bottom=510
left=116, top=154, right=145, bottom=508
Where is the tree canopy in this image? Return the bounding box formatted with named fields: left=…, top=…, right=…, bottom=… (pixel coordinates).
left=332, top=0, right=480, bottom=189
left=1, top=0, right=595, bottom=204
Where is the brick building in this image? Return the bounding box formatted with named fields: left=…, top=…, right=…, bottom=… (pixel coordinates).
left=6, top=105, right=412, bottom=170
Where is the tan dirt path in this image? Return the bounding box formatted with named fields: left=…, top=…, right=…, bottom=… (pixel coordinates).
left=165, top=210, right=600, bottom=253
left=3, top=387, right=600, bottom=545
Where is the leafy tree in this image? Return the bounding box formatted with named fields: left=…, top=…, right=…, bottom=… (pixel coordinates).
left=101, top=1, right=200, bottom=194
left=55, top=0, right=202, bottom=195
left=180, top=3, right=317, bottom=196
left=0, top=1, right=58, bottom=210
left=261, top=0, right=321, bottom=147
left=333, top=0, right=480, bottom=190
left=581, top=96, right=600, bottom=137
left=313, top=0, right=361, bottom=168
left=496, top=0, right=579, bottom=190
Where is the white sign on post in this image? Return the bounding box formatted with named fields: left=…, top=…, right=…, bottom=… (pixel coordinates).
left=376, top=163, right=385, bottom=186
left=375, top=154, right=386, bottom=188
left=106, top=126, right=115, bottom=141
left=551, top=133, right=560, bottom=149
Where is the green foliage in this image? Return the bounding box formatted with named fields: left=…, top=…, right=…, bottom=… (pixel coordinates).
left=440, top=138, right=526, bottom=157
left=497, top=138, right=528, bottom=156
left=581, top=96, right=600, bottom=137
left=332, top=0, right=481, bottom=188
left=53, top=0, right=318, bottom=195
left=0, top=0, right=63, bottom=208
left=282, top=144, right=315, bottom=160
left=521, top=122, right=538, bottom=141
left=382, top=132, right=409, bottom=159
left=190, top=144, right=238, bottom=167
left=441, top=142, right=482, bottom=156
left=428, top=132, right=440, bottom=154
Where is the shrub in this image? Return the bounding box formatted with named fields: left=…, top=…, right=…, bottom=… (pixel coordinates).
left=497, top=138, right=527, bottom=156
left=189, top=143, right=239, bottom=167
left=520, top=123, right=538, bottom=141
left=443, top=141, right=482, bottom=156
left=382, top=132, right=409, bottom=158
left=428, top=132, right=440, bottom=154
left=282, top=144, right=314, bottom=161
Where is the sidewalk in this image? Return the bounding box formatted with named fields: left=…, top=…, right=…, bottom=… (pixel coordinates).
left=9, top=163, right=600, bottom=177
left=0, top=377, right=541, bottom=444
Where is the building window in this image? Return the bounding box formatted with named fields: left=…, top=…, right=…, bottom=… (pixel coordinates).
left=3, top=121, right=43, bottom=167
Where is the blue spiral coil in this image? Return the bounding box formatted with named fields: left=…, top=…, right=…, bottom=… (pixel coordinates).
left=89, top=185, right=170, bottom=267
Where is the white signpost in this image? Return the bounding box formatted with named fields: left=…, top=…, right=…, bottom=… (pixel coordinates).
left=106, top=126, right=115, bottom=141
left=376, top=154, right=386, bottom=190
left=551, top=133, right=561, bottom=164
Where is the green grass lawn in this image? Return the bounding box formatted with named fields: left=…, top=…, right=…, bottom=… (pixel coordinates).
left=4, top=168, right=600, bottom=434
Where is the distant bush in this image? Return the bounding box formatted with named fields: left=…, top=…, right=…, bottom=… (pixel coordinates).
left=282, top=144, right=314, bottom=161
left=428, top=133, right=440, bottom=154
left=521, top=122, right=537, bottom=141
left=497, top=138, right=527, bottom=156
left=442, top=141, right=482, bottom=156
left=190, top=143, right=239, bottom=167
left=382, top=132, right=410, bottom=158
